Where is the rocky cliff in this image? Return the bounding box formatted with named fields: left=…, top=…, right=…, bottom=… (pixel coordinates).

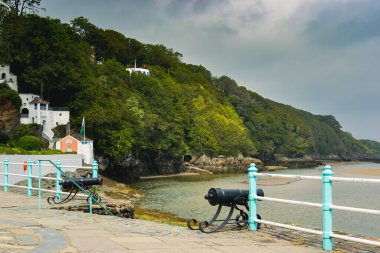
left=0, top=100, right=19, bottom=133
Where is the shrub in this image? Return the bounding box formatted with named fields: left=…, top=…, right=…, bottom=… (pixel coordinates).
left=0, top=132, right=9, bottom=144
left=17, top=135, right=43, bottom=151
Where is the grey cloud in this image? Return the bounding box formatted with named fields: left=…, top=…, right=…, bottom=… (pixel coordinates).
left=303, top=1, right=380, bottom=47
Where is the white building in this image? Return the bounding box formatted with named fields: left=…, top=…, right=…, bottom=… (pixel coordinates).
left=55, top=135, right=94, bottom=164
left=0, top=64, right=18, bottom=92
left=19, top=94, right=70, bottom=143
left=126, top=67, right=150, bottom=75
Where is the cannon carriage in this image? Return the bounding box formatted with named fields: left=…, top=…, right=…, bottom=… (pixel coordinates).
left=47, top=177, right=103, bottom=205
left=187, top=188, right=264, bottom=233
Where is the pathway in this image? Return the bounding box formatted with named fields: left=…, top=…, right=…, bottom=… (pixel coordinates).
left=0, top=190, right=324, bottom=253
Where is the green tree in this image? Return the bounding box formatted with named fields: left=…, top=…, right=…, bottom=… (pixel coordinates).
left=3, top=0, right=43, bottom=16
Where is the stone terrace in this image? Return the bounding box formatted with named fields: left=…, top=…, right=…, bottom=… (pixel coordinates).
left=0, top=190, right=326, bottom=253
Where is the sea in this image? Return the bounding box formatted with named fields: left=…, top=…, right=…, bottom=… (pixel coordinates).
left=131, top=162, right=380, bottom=238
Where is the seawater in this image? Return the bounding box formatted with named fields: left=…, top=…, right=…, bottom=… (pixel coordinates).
left=130, top=162, right=380, bottom=238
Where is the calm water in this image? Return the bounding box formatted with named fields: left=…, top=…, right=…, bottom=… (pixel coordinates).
left=131, top=162, right=380, bottom=238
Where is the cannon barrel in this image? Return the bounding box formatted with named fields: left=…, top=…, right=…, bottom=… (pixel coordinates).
left=204, top=188, right=264, bottom=206
left=60, top=177, right=103, bottom=189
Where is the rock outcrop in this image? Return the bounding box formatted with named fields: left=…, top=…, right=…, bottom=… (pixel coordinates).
left=0, top=100, right=19, bottom=133
left=188, top=154, right=263, bottom=174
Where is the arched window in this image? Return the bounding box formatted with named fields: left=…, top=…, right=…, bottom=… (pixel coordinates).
left=1, top=73, right=5, bottom=79
left=21, top=108, right=29, bottom=118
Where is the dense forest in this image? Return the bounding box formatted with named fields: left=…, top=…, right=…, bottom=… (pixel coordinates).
left=1, top=4, right=379, bottom=175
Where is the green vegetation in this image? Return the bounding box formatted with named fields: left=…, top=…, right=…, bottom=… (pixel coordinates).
left=0, top=146, right=65, bottom=154
left=359, top=140, right=380, bottom=161
left=17, top=135, right=42, bottom=150
left=0, top=84, right=21, bottom=109
left=214, top=76, right=370, bottom=162
left=1, top=9, right=380, bottom=173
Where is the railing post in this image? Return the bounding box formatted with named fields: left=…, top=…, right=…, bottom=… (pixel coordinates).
left=322, top=165, right=334, bottom=251
left=4, top=158, right=9, bottom=192
left=92, top=160, right=98, bottom=178
left=89, top=161, right=98, bottom=214
left=248, top=163, right=258, bottom=231
left=55, top=160, right=61, bottom=200
left=27, top=159, right=33, bottom=196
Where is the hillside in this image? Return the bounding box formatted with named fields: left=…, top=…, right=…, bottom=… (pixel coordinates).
left=1, top=13, right=379, bottom=176
left=215, top=76, right=369, bottom=163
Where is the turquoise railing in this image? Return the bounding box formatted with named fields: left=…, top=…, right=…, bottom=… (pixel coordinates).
left=1, top=158, right=113, bottom=216
left=248, top=163, right=380, bottom=251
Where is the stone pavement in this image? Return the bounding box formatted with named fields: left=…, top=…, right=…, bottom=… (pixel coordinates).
left=0, top=190, right=324, bottom=253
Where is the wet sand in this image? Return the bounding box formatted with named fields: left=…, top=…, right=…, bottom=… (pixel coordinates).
left=141, top=172, right=199, bottom=179
left=337, top=169, right=380, bottom=176
left=257, top=177, right=300, bottom=186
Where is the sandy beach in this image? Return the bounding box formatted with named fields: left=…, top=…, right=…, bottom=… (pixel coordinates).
left=336, top=169, right=380, bottom=176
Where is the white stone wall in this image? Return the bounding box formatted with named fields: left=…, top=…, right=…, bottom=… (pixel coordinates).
left=0, top=154, right=86, bottom=185
left=77, top=141, right=94, bottom=165
left=20, top=94, right=39, bottom=124
left=50, top=110, right=70, bottom=127
left=0, top=64, right=18, bottom=92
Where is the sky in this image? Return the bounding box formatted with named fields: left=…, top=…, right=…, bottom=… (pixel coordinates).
left=40, top=0, right=380, bottom=141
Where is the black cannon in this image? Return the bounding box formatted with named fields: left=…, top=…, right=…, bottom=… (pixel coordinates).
left=47, top=177, right=103, bottom=205
left=187, top=188, right=264, bottom=233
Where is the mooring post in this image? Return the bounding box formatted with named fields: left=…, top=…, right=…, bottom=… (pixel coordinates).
left=4, top=158, right=9, bottom=192
left=55, top=160, right=62, bottom=200
left=27, top=159, right=33, bottom=196
left=248, top=163, right=258, bottom=231
left=322, top=165, right=334, bottom=251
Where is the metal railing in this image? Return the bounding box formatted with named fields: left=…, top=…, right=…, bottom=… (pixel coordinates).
left=0, top=158, right=113, bottom=216
left=247, top=163, right=380, bottom=251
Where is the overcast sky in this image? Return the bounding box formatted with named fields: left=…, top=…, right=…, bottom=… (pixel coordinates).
left=40, top=0, right=380, bottom=141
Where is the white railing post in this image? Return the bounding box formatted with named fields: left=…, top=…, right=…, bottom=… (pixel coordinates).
left=322, top=165, right=334, bottom=251
left=248, top=163, right=258, bottom=231
left=27, top=159, right=33, bottom=196
left=4, top=158, right=9, bottom=192
left=55, top=160, right=61, bottom=200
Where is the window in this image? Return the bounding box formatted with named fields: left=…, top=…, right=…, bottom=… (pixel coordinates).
left=34, top=104, right=37, bottom=110
left=66, top=139, right=72, bottom=145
